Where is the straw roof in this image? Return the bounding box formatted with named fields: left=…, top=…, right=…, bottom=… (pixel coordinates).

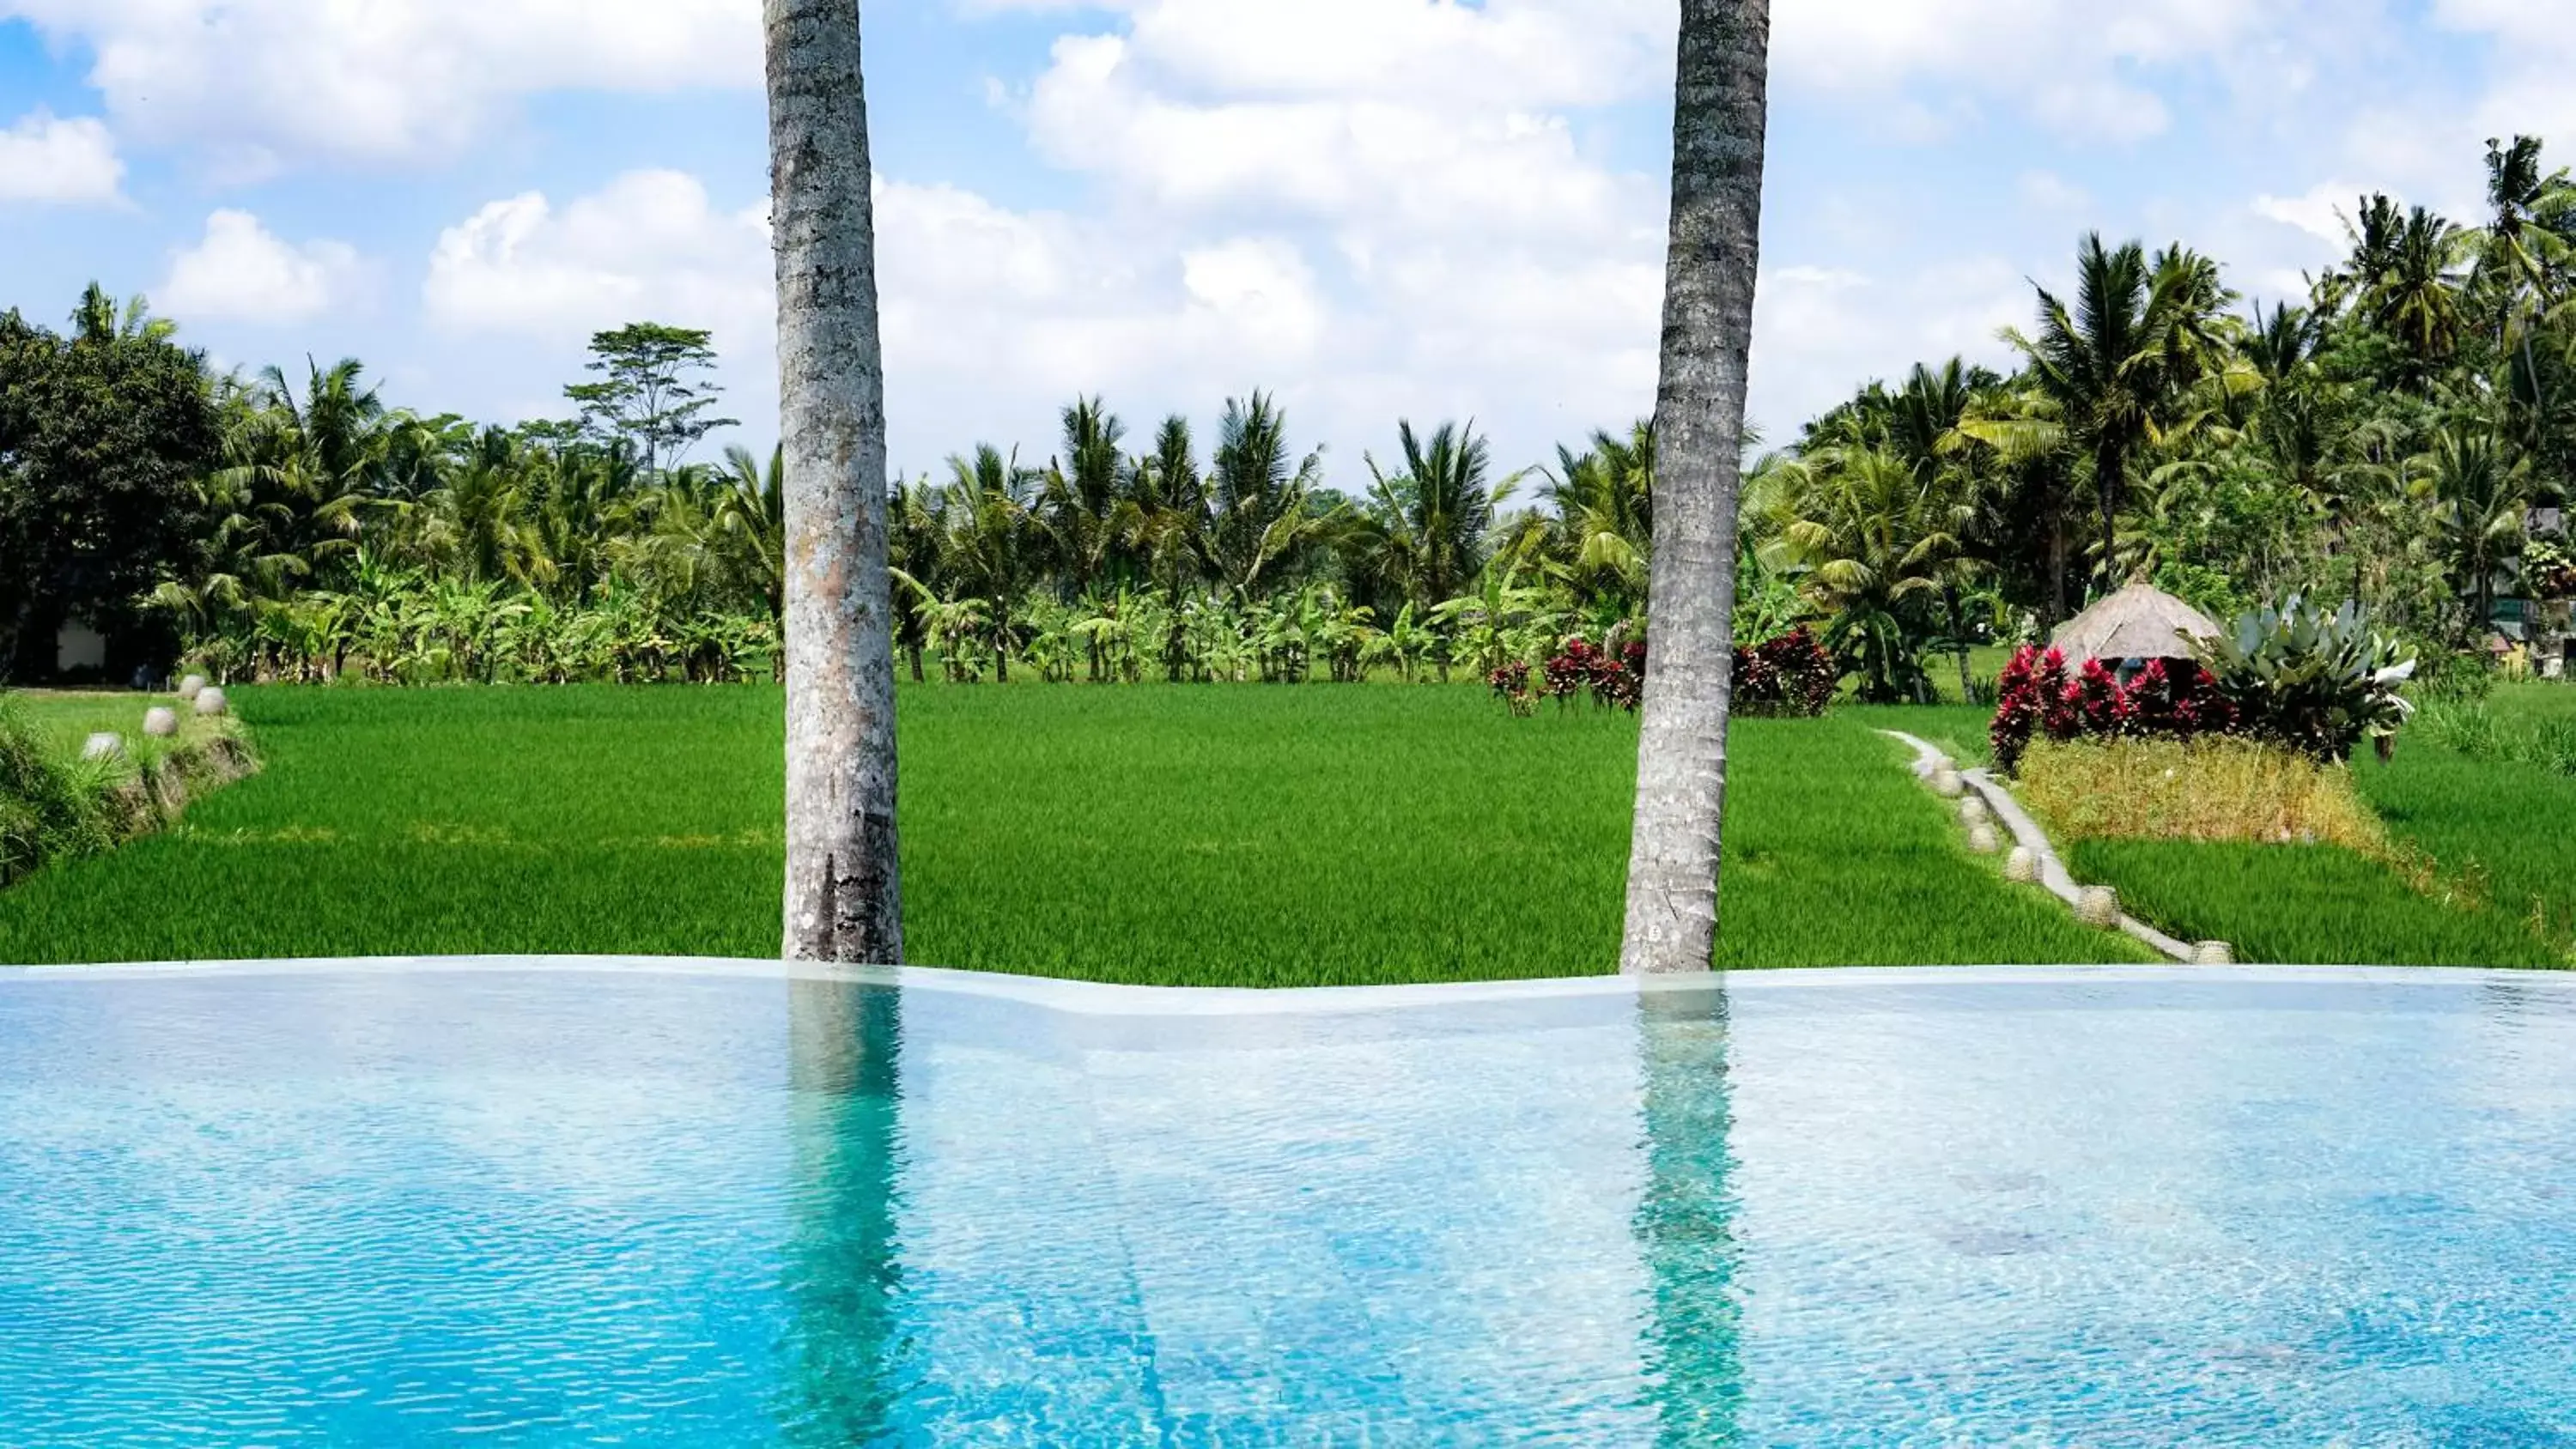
left=2051, top=584, right=2222, bottom=663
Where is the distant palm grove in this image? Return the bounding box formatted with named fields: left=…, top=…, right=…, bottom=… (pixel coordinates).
left=6, top=135, right=2575, bottom=695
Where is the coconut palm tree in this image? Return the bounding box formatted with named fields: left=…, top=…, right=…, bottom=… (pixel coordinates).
left=1355, top=420, right=1508, bottom=623
left=2004, top=233, right=2233, bottom=602
left=712, top=444, right=787, bottom=628
left=1039, top=397, right=1139, bottom=678
left=2417, top=425, right=2530, bottom=639
left=1759, top=448, right=1971, bottom=702
left=939, top=445, right=1042, bottom=682
left=1534, top=421, right=1656, bottom=617
left=1622, top=0, right=1771, bottom=979
left=766, top=0, right=902, bottom=965
left=1205, top=392, right=1339, bottom=599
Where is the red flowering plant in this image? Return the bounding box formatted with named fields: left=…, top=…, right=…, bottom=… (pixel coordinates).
left=1734, top=627, right=1837, bottom=718
left=1990, top=646, right=2075, bottom=771
left=1590, top=642, right=1644, bottom=711
left=1542, top=638, right=1602, bottom=702
left=2073, top=658, right=2126, bottom=736
left=2121, top=658, right=2239, bottom=738
left=1501, top=629, right=1823, bottom=718
left=1990, top=646, right=2239, bottom=773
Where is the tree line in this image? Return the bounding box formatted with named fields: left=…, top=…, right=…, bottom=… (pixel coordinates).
left=9, top=139, right=2568, bottom=701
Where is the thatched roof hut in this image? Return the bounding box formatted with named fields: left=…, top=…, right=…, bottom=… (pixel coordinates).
left=2052, top=585, right=2222, bottom=663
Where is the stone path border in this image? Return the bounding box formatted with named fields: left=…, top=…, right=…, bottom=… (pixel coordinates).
left=1880, top=730, right=2200, bottom=964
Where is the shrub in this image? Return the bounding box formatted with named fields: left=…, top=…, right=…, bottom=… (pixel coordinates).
left=2528, top=536, right=2575, bottom=600
left=1494, top=629, right=1827, bottom=719
left=1732, top=628, right=1836, bottom=718
left=2191, top=595, right=2416, bottom=763
left=2017, top=736, right=2391, bottom=855
left=1990, top=647, right=2225, bottom=773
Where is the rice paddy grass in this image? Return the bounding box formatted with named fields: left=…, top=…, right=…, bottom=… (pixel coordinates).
left=2353, top=737, right=2576, bottom=962
left=0, top=684, right=2141, bottom=983
left=2066, top=840, right=2561, bottom=968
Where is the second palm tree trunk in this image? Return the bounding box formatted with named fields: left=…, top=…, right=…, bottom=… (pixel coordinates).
left=768, top=0, right=904, bottom=965
left=1622, top=0, right=1771, bottom=976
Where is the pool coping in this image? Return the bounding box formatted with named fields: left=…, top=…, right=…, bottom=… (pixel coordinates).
left=4, top=957, right=2567, bottom=1017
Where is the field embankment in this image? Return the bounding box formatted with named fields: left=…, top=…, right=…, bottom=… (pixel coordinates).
left=2, top=691, right=256, bottom=892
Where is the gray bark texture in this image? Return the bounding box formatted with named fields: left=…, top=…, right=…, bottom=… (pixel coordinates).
left=1621, top=0, right=1771, bottom=976
left=768, top=0, right=904, bottom=965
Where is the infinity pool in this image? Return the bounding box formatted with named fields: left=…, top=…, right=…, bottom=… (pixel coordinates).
left=2, top=962, right=2572, bottom=1445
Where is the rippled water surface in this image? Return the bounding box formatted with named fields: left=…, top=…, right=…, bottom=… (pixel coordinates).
left=3, top=964, right=2574, bottom=1446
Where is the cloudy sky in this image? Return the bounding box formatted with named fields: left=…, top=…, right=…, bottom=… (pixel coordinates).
left=0, top=1, right=2563, bottom=487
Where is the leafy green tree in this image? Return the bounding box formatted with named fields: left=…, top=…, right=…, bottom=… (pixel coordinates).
left=564, top=323, right=739, bottom=477
left=0, top=286, right=219, bottom=681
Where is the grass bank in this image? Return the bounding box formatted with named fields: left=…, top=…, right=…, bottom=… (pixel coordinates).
left=0, top=685, right=2140, bottom=982
left=2024, top=686, right=2576, bottom=967
left=2, top=690, right=256, bottom=893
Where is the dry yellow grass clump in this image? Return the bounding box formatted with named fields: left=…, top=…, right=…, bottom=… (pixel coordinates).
left=2017, top=736, right=2390, bottom=852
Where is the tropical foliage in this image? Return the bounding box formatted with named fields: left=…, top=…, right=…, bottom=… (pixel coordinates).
left=1740, top=135, right=2576, bottom=700
left=9, top=136, right=2576, bottom=700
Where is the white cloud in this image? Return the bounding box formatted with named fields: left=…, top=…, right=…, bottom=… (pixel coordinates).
left=2251, top=182, right=2366, bottom=246
left=426, top=170, right=774, bottom=343
left=1750, top=259, right=2032, bottom=435
left=1772, top=0, right=2380, bottom=142
left=2019, top=171, right=2093, bottom=215
left=159, top=210, right=368, bottom=324
left=0, top=0, right=759, bottom=172
left=0, top=110, right=124, bottom=205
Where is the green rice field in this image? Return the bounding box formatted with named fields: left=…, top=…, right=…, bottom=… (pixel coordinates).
left=0, top=685, right=2142, bottom=983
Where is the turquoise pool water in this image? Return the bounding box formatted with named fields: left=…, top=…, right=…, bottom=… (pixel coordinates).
left=2, top=963, right=2572, bottom=1446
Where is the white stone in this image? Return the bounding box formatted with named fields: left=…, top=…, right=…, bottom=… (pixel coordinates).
left=178, top=674, right=208, bottom=699
left=82, top=732, right=126, bottom=761
left=1930, top=767, right=1966, bottom=798
left=143, top=707, right=179, bottom=738
left=193, top=688, right=229, bottom=718
left=1966, top=823, right=2002, bottom=855
left=1959, top=796, right=1990, bottom=826
left=2076, top=886, right=2122, bottom=930
left=2193, top=941, right=2236, bottom=966
left=2003, top=847, right=2040, bottom=883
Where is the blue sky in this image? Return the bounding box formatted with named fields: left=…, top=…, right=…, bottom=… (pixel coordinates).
left=0, top=1, right=2562, bottom=488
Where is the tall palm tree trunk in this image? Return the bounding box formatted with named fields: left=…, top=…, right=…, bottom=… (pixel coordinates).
left=769, top=0, right=902, bottom=964
left=1622, top=0, right=1770, bottom=977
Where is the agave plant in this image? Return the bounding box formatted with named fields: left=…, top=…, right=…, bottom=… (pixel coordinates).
left=2192, top=594, right=2418, bottom=761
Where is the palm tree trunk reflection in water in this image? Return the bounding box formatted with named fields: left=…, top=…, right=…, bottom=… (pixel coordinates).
left=1634, top=985, right=1746, bottom=1446
left=778, top=979, right=908, bottom=1446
